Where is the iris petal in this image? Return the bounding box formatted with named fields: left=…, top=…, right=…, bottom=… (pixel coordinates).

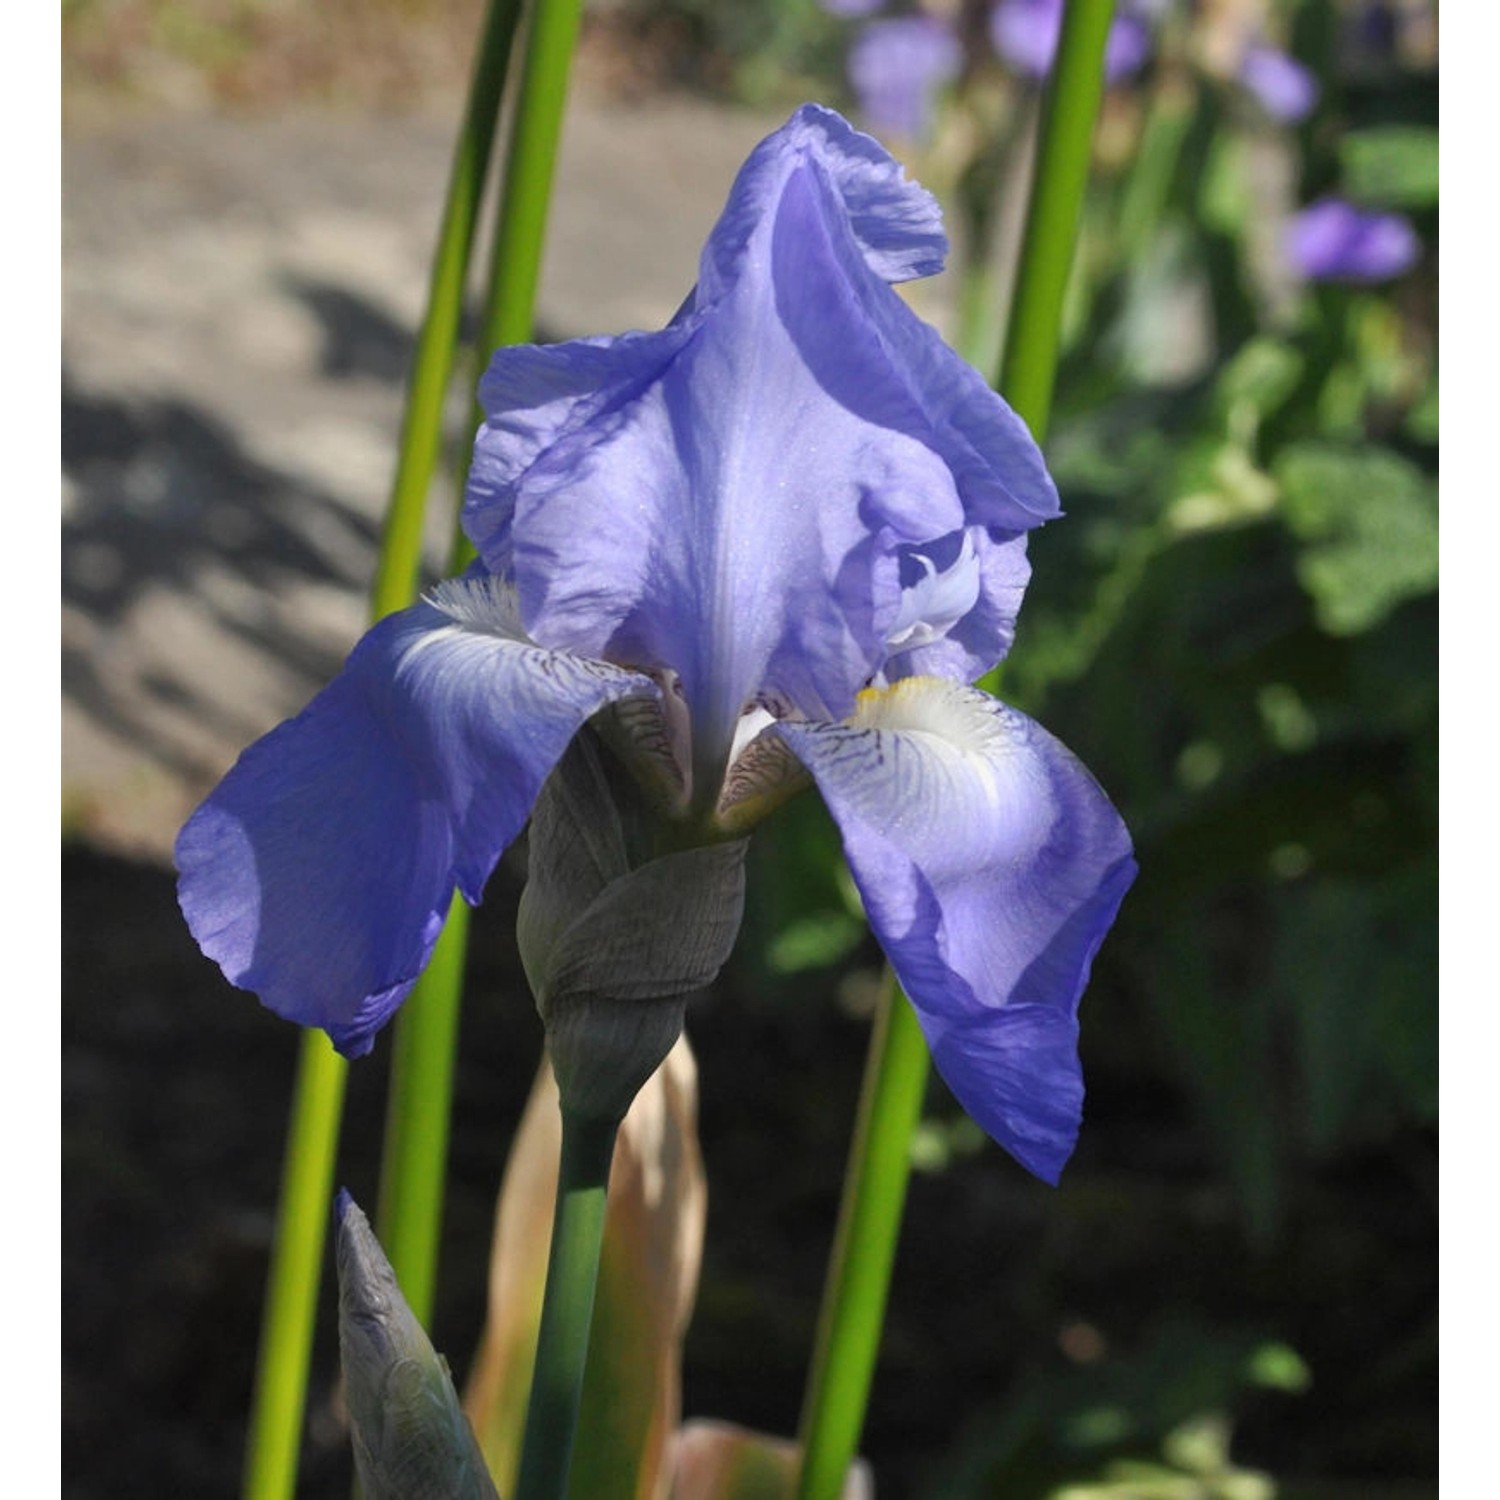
left=772, top=677, right=1135, bottom=1181
left=699, top=102, right=949, bottom=291
left=468, top=105, right=1059, bottom=774
left=175, top=577, right=656, bottom=1056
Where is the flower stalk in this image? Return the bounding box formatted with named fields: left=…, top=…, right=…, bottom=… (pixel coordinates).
left=795, top=6, right=1120, bottom=1497
left=793, top=974, right=929, bottom=1500
left=242, top=1031, right=347, bottom=1500
left=994, top=0, right=1117, bottom=444
left=513, top=1111, right=619, bottom=1500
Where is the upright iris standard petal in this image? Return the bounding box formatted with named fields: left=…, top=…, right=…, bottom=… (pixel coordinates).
left=175, top=575, right=656, bottom=1057
left=466, top=104, right=1058, bottom=783
left=697, top=103, right=949, bottom=292
left=882, top=527, right=1032, bottom=686
left=772, top=677, right=1136, bottom=1182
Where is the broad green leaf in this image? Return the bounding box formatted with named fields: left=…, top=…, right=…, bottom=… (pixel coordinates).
left=464, top=1041, right=707, bottom=1500
left=1274, top=442, right=1437, bottom=635
left=672, top=1421, right=872, bottom=1500
left=1340, top=127, right=1439, bottom=209
left=1215, top=338, right=1304, bottom=428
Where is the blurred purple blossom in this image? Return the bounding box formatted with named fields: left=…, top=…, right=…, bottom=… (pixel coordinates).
left=1285, top=198, right=1420, bottom=282
left=1239, top=44, right=1321, bottom=122
left=848, top=16, right=963, bottom=142
left=989, top=0, right=1153, bottom=83
left=817, top=0, right=886, bottom=17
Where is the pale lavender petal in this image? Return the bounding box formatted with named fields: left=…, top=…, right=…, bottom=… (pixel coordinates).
left=848, top=17, right=962, bottom=144
left=464, top=326, right=693, bottom=579
left=484, top=110, right=1056, bottom=773
left=1285, top=198, right=1420, bottom=282
left=1239, top=45, right=1321, bottom=122
left=176, top=576, right=655, bottom=1056
left=883, top=526, right=1032, bottom=684
left=774, top=678, right=1135, bottom=1181
left=697, top=103, right=948, bottom=293
left=817, top=0, right=885, bottom=15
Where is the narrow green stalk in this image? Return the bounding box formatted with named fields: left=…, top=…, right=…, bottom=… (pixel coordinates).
left=514, top=1110, right=619, bottom=1500
left=374, top=899, right=471, bottom=1324
left=795, top=8, right=1117, bottom=1497
left=452, top=0, right=588, bottom=578
left=793, top=977, right=930, bottom=1500
left=243, top=9, right=522, bottom=1497
left=479, top=0, right=587, bottom=356
left=995, top=0, right=1118, bottom=442
left=371, top=0, right=524, bottom=617
left=242, top=1031, right=348, bottom=1500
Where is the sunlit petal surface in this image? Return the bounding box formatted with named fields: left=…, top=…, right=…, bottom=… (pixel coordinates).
left=774, top=678, right=1135, bottom=1180
left=177, top=576, right=655, bottom=1056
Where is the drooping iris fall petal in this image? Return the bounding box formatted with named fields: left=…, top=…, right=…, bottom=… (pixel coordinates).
left=773, top=677, right=1135, bottom=1181
left=176, top=576, right=655, bottom=1055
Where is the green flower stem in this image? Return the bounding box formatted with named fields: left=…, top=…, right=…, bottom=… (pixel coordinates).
left=374, top=898, right=471, bottom=1325
left=514, top=1109, right=620, bottom=1500
left=451, top=0, right=588, bottom=580
left=995, top=0, right=1118, bottom=443
left=794, top=975, right=930, bottom=1500
left=479, top=0, right=587, bottom=357
left=243, top=8, right=523, bottom=1496
left=370, top=0, right=523, bottom=618
left=242, top=1031, right=347, bottom=1500
left=795, top=9, right=1117, bottom=1498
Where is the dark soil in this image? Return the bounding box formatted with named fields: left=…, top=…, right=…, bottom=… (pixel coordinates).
left=62, top=843, right=1435, bottom=1498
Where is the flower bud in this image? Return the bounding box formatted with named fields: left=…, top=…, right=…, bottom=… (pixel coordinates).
left=519, top=728, right=747, bottom=1125
left=335, top=1191, right=501, bottom=1500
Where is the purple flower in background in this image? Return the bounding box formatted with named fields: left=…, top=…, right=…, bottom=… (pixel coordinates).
left=1285, top=197, right=1420, bottom=282
left=176, top=105, right=1134, bottom=1184
left=817, top=0, right=885, bottom=17
left=990, top=0, right=1152, bottom=83
left=848, top=16, right=963, bottom=142
left=1239, top=44, right=1321, bottom=122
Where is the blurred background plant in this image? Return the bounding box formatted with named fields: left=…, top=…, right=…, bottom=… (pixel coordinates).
left=62, top=2, right=1435, bottom=1497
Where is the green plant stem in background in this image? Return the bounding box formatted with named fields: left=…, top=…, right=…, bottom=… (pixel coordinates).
left=994, top=0, right=1117, bottom=444
left=795, top=8, right=1117, bottom=1498
left=793, top=976, right=930, bottom=1500
left=514, top=1112, right=620, bottom=1500
left=370, top=0, right=523, bottom=618
left=242, top=1032, right=348, bottom=1500
left=374, top=899, right=472, bottom=1324
left=242, top=7, right=524, bottom=1496
left=481, top=0, right=587, bottom=356
left=452, top=0, right=588, bottom=577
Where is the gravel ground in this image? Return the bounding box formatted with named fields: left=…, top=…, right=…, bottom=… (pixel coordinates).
left=63, top=85, right=792, bottom=858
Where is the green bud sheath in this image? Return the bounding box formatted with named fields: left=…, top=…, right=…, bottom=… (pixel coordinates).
left=520, top=728, right=748, bottom=1125
left=335, top=1192, right=500, bottom=1500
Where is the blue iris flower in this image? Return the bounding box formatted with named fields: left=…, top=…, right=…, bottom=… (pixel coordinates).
left=177, top=105, right=1135, bottom=1184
